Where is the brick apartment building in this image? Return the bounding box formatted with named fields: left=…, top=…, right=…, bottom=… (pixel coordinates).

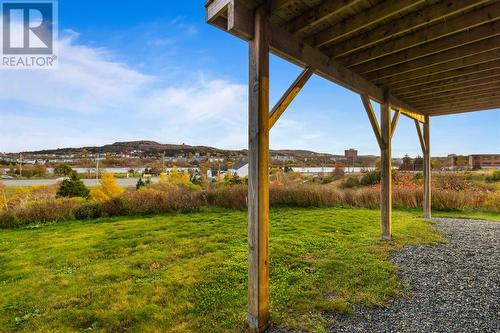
left=468, top=154, right=500, bottom=169
left=344, top=148, right=358, bottom=159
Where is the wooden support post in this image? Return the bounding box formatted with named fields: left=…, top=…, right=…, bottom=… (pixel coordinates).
left=248, top=5, right=270, bottom=333
left=360, top=94, right=393, bottom=240
left=380, top=100, right=392, bottom=240
left=423, top=115, right=431, bottom=218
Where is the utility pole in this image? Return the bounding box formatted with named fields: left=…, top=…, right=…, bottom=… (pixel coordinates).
left=19, top=153, right=22, bottom=178
left=162, top=151, right=165, bottom=173
left=96, top=152, right=99, bottom=180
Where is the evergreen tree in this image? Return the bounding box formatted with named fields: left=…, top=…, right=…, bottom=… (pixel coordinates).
left=136, top=178, right=145, bottom=190
left=57, top=171, right=90, bottom=198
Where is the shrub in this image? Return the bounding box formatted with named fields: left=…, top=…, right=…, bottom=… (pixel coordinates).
left=74, top=203, right=102, bottom=220
left=486, top=170, right=500, bottom=182
left=54, top=164, right=73, bottom=176
left=341, top=176, right=360, bottom=188
left=91, top=173, right=124, bottom=202
left=413, top=172, right=423, bottom=181
left=57, top=171, right=90, bottom=198
left=321, top=176, right=334, bottom=184
left=0, top=198, right=83, bottom=228
left=360, top=170, right=380, bottom=186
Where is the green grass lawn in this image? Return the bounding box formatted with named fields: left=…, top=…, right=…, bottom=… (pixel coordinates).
left=0, top=207, right=470, bottom=332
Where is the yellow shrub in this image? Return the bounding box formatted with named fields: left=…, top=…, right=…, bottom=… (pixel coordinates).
left=91, top=173, right=124, bottom=202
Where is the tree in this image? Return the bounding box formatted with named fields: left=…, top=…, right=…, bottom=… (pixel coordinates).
left=54, top=164, right=73, bottom=176
left=413, top=155, right=424, bottom=171
left=136, top=178, right=145, bottom=190
left=91, top=173, right=124, bottom=201
left=334, top=162, right=345, bottom=179
left=57, top=171, right=90, bottom=198
left=400, top=154, right=413, bottom=171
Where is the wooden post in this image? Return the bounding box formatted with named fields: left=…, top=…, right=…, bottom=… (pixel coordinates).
left=380, top=100, right=392, bottom=240
left=247, top=5, right=270, bottom=333
left=423, top=115, right=431, bottom=218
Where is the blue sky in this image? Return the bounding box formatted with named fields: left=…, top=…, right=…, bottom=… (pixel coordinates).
left=0, top=0, right=498, bottom=156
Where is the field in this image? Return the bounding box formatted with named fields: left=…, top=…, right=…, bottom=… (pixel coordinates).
left=0, top=207, right=455, bottom=333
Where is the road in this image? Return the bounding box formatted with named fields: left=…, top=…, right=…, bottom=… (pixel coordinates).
left=0, top=177, right=159, bottom=187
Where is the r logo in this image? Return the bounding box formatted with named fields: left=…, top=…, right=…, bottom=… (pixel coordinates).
left=2, top=2, right=53, bottom=54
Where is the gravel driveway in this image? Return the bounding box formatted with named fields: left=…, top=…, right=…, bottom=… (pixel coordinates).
left=328, top=218, right=500, bottom=333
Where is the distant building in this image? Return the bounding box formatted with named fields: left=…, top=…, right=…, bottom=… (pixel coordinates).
left=468, top=154, right=500, bottom=169
left=344, top=148, right=358, bottom=158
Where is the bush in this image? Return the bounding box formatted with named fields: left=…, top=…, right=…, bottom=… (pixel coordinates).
left=321, top=176, right=334, bottom=184
left=360, top=170, right=380, bottom=186
left=74, top=203, right=102, bottom=220
left=57, top=171, right=90, bottom=198
left=0, top=198, right=83, bottom=228
left=486, top=170, right=500, bottom=182
left=413, top=172, right=423, bottom=181
left=341, top=176, right=360, bottom=188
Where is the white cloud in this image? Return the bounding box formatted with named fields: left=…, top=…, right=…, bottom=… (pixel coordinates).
left=0, top=30, right=250, bottom=152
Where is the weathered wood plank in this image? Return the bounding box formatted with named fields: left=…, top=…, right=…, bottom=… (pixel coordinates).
left=398, top=76, right=500, bottom=99
left=405, top=83, right=500, bottom=104
left=309, top=0, right=423, bottom=48
left=269, top=66, right=314, bottom=129
left=421, top=98, right=500, bottom=113
left=393, top=68, right=500, bottom=95
left=354, top=20, right=500, bottom=75
left=412, top=91, right=500, bottom=108
left=427, top=104, right=500, bottom=116
left=326, top=0, right=490, bottom=58
left=205, top=0, right=425, bottom=116
left=248, top=5, right=270, bottom=333
left=344, top=2, right=500, bottom=67
left=366, top=37, right=500, bottom=80
left=387, top=60, right=500, bottom=91
left=286, top=0, right=359, bottom=34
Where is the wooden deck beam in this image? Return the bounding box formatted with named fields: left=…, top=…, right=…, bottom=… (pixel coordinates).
left=412, top=91, right=500, bottom=109
left=344, top=2, right=500, bottom=67
left=405, top=83, right=500, bottom=104
left=285, top=0, right=360, bottom=35
left=386, top=60, right=500, bottom=91
left=372, top=48, right=500, bottom=85
left=325, top=0, right=490, bottom=58
left=354, top=20, right=500, bottom=75
left=309, top=0, right=423, bottom=48
left=421, top=99, right=500, bottom=113
left=398, top=77, right=500, bottom=99
left=247, top=5, right=270, bottom=332
left=269, top=66, right=314, bottom=129
left=393, top=69, right=500, bottom=96
left=205, top=0, right=424, bottom=117
left=427, top=105, right=500, bottom=116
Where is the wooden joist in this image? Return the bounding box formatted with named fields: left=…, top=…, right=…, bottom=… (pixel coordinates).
left=373, top=48, right=500, bottom=85
left=308, top=0, right=424, bottom=48
left=391, top=60, right=500, bottom=91
left=398, top=77, right=500, bottom=99
left=325, top=0, right=490, bottom=58
left=405, top=83, right=500, bottom=104
left=411, top=91, right=500, bottom=109
left=344, top=2, right=500, bottom=67
left=366, top=36, right=500, bottom=80
left=269, top=67, right=314, bottom=129
left=205, top=0, right=425, bottom=117
left=427, top=104, right=500, bottom=116
left=421, top=99, right=500, bottom=113
left=285, top=0, right=359, bottom=35
left=354, top=20, right=500, bottom=75
left=392, top=68, right=500, bottom=96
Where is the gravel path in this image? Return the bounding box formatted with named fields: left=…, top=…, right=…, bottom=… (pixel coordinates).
left=328, top=218, right=500, bottom=333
